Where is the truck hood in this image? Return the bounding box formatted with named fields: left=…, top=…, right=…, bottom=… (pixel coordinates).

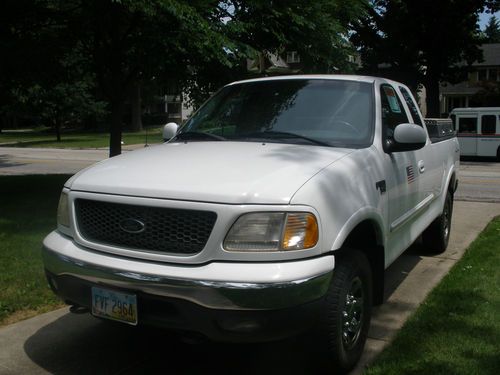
left=68, top=142, right=352, bottom=204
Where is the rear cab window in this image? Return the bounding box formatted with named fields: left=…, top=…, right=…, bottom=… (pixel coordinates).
left=399, top=86, right=423, bottom=126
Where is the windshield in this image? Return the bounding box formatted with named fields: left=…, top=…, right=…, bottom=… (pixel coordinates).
left=179, top=79, right=374, bottom=147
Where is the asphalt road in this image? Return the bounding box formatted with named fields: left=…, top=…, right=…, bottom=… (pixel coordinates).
left=0, top=147, right=107, bottom=175
left=455, top=158, right=500, bottom=203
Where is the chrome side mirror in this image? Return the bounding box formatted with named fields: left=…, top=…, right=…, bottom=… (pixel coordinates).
left=388, top=123, right=427, bottom=152
left=162, top=122, right=178, bottom=141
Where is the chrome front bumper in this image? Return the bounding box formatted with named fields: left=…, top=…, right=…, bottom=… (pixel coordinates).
left=42, top=231, right=335, bottom=311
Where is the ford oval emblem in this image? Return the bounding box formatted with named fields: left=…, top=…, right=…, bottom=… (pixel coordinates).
left=120, top=218, right=146, bottom=234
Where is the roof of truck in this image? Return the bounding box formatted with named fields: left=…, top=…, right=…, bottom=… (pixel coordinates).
left=228, top=74, right=391, bottom=86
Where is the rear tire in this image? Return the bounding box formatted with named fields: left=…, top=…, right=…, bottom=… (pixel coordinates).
left=422, top=191, right=453, bottom=254
left=313, top=250, right=372, bottom=374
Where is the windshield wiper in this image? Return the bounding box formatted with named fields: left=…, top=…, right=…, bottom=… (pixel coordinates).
left=175, top=131, right=226, bottom=141
left=245, top=130, right=330, bottom=147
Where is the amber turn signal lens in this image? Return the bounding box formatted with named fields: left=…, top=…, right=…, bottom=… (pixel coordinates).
left=281, top=213, right=319, bottom=250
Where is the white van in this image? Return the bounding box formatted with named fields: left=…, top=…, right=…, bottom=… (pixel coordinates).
left=450, top=107, right=500, bottom=160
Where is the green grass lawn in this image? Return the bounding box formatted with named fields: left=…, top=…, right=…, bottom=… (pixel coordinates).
left=0, top=175, right=71, bottom=325
left=0, top=127, right=163, bottom=149
left=365, top=218, right=500, bottom=375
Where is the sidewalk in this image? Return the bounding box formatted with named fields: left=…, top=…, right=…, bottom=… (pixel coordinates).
left=0, top=201, right=499, bottom=374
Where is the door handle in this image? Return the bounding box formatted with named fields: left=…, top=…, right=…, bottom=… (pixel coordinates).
left=418, top=160, right=425, bottom=173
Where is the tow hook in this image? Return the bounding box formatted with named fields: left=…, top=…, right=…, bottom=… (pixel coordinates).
left=69, top=305, right=89, bottom=314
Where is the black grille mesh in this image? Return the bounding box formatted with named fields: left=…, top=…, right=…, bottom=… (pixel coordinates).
left=75, top=199, right=217, bottom=254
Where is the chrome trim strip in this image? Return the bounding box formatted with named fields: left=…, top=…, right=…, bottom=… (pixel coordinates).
left=390, top=193, right=435, bottom=232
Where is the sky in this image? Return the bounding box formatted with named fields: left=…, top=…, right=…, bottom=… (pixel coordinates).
left=479, top=11, right=499, bottom=30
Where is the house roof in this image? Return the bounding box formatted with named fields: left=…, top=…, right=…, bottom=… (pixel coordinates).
left=474, top=43, right=500, bottom=67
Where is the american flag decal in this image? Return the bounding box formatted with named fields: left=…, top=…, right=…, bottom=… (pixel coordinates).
left=406, top=165, right=415, bottom=184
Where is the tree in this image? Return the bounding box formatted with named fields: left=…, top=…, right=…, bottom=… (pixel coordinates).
left=484, top=15, right=500, bottom=42
left=182, top=0, right=369, bottom=108
left=472, top=81, right=500, bottom=105
left=352, top=0, right=494, bottom=116
left=0, top=0, right=105, bottom=138
left=1, top=0, right=369, bottom=155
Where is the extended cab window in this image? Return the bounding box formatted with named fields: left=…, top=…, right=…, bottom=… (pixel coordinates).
left=399, top=87, right=423, bottom=126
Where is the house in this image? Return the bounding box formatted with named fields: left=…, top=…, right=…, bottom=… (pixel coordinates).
left=440, top=43, right=500, bottom=115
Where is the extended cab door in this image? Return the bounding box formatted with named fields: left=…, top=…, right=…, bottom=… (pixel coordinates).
left=398, top=86, right=443, bottom=201
left=379, top=84, right=431, bottom=263
left=380, top=85, right=421, bottom=229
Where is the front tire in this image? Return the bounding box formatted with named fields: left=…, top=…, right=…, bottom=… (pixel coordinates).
left=422, top=191, right=453, bottom=254
left=314, top=250, right=372, bottom=373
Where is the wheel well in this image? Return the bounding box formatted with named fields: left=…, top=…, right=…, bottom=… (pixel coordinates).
left=342, top=221, right=385, bottom=305
left=448, top=172, right=457, bottom=196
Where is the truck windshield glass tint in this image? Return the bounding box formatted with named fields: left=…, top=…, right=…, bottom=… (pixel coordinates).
left=180, top=80, right=374, bottom=147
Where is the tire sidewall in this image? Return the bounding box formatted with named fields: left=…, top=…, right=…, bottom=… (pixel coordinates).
left=317, top=250, right=373, bottom=372
left=440, top=192, right=453, bottom=248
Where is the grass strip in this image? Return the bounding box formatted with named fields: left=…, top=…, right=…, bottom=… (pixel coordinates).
left=0, top=127, right=163, bottom=149
left=0, top=175, right=71, bottom=326
left=365, top=218, right=500, bottom=375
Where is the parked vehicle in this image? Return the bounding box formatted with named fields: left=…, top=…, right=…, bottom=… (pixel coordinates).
left=43, top=75, right=459, bottom=373
left=450, top=107, right=500, bottom=160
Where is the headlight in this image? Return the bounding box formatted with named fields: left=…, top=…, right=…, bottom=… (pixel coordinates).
left=224, top=212, right=318, bottom=252
left=57, top=192, right=70, bottom=228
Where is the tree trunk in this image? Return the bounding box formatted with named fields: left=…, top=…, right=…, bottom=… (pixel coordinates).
left=130, top=81, right=143, bottom=132
left=55, top=117, right=62, bottom=142
left=109, top=98, right=124, bottom=157
left=258, top=52, right=266, bottom=74
left=425, top=78, right=441, bottom=118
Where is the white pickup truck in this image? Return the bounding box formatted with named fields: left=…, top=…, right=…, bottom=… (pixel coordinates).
left=42, top=75, right=459, bottom=372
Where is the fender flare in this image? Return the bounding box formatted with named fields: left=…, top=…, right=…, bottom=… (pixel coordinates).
left=331, top=207, right=385, bottom=251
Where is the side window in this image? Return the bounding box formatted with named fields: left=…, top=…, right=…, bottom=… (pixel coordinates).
left=481, top=115, right=496, bottom=134
left=380, top=84, right=409, bottom=134
left=458, top=117, right=477, bottom=134
left=399, top=86, right=423, bottom=126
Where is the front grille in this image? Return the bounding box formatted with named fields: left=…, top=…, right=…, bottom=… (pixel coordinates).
left=74, top=199, right=217, bottom=255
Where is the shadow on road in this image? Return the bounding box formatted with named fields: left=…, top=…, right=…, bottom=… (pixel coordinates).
left=0, top=155, right=27, bottom=169
left=24, top=314, right=316, bottom=374
left=460, top=156, right=499, bottom=164
left=23, top=246, right=428, bottom=375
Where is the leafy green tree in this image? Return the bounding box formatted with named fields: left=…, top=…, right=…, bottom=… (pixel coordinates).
left=472, top=81, right=500, bottom=105
left=1, top=0, right=369, bottom=154
left=352, top=0, right=494, bottom=116
left=0, top=0, right=105, bottom=138
left=484, top=15, right=500, bottom=42
left=182, top=0, right=369, bottom=108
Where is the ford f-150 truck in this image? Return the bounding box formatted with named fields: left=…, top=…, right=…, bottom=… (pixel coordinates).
left=42, top=75, right=459, bottom=372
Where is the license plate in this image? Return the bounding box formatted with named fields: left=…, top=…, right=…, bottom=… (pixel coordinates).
left=91, top=287, right=138, bottom=325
